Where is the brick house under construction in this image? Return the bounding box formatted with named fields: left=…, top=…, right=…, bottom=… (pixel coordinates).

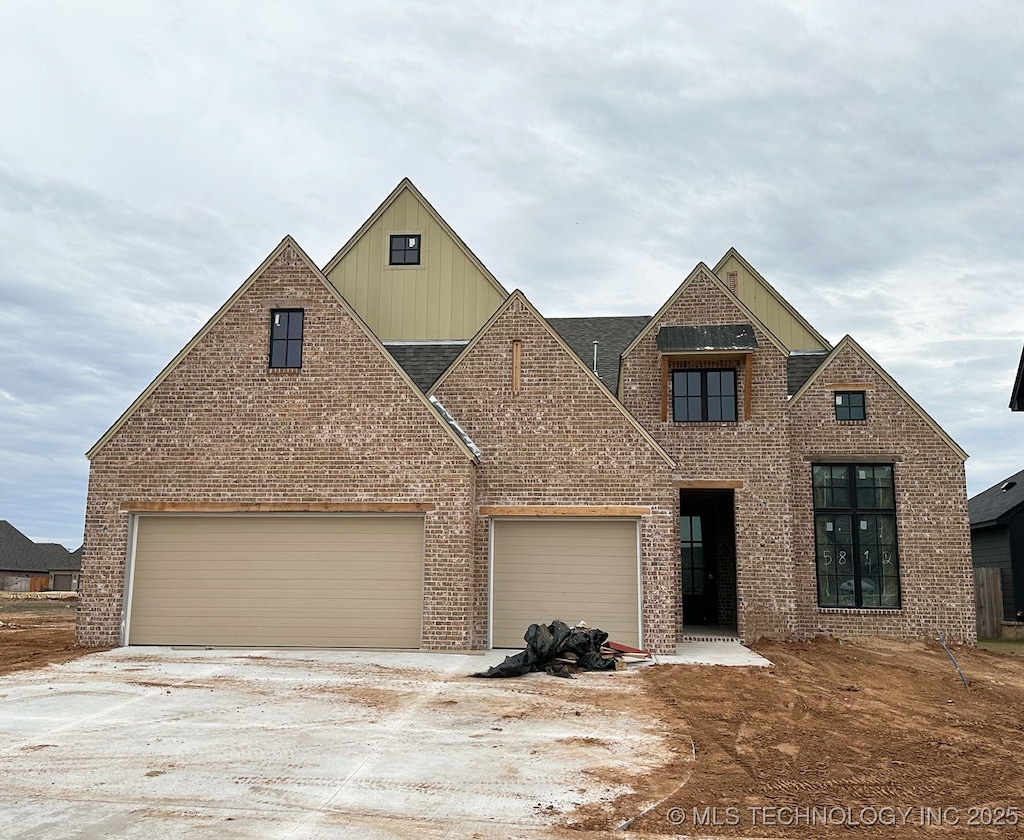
left=77, top=180, right=975, bottom=653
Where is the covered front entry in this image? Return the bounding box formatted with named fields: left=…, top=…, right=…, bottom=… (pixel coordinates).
left=127, top=514, right=424, bottom=648
left=490, top=518, right=641, bottom=649
left=679, top=490, right=737, bottom=630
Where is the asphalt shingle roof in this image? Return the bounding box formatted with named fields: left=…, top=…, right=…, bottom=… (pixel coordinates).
left=0, top=520, right=81, bottom=573
left=787, top=351, right=829, bottom=397
left=547, top=316, right=652, bottom=389
left=383, top=342, right=467, bottom=392
left=969, top=468, right=1024, bottom=526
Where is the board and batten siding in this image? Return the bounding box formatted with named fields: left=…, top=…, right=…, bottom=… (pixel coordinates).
left=326, top=188, right=506, bottom=340
left=716, top=253, right=826, bottom=351
left=971, top=524, right=1014, bottom=621
left=127, top=515, right=424, bottom=648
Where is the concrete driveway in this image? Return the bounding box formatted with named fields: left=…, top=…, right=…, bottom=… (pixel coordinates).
left=1, top=647, right=687, bottom=839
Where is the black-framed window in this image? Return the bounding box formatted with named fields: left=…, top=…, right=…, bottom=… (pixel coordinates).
left=680, top=515, right=704, bottom=596
left=835, top=391, right=866, bottom=420
left=672, top=369, right=737, bottom=422
left=389, top=234, right=421, bottom=265
left=813, top=464, right=900, bottom=609
left=269, top=309, right=304, bottom=369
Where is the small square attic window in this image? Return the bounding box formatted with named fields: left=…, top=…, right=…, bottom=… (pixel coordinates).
left=389, top=234, right=420, bottom=265
left=835, top=391, right=866, bottom=421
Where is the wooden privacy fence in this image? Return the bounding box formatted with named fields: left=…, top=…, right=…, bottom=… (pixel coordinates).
left=974, top=567, right=1002, bottom=639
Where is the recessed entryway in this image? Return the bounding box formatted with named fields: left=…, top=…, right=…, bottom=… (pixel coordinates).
left=679, top=489, right=737, bottom=633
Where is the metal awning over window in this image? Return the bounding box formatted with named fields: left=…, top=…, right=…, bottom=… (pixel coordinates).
left=657, top=324, right=758, bottom=422
left=656, top=324, right=758, bottom=353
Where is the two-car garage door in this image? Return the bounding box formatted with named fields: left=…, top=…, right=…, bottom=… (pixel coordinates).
left=491, top=519, right=641, bottom=649
left=127, top=515, right=423, bottom=648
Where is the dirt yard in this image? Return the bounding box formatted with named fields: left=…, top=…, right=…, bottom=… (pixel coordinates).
left=0, top=598, right=98, bottom=676
left=569, top=637, right=1024, bottom=838
left=4, top=603, right=1023, bottom=838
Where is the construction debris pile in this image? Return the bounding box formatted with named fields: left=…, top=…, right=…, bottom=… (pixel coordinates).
left=471, top=619, right=651, bottom=679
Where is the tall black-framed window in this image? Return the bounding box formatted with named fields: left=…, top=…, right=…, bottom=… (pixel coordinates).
left=389, top=234, right=421, bottom=265
left=269, top=309, right=304, bottom=369
left=680, top=515, right=704, bottom=596
left=835, top=391, right=866, bottom=420
left=813, top=464, right=900, bottom=609
left=672, top=369, right=737, bottom=422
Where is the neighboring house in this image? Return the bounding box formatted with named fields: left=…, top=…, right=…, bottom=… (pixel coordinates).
left=969, top=470, right=1024, bottom=622
left=1011, top=344, right=1024, bottom=411
left=0, top=520, right=81, bottom=592
left=76, top=179, right=975, bottom=652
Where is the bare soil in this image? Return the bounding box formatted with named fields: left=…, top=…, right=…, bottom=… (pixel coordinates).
left=569, top=637, right=1024, bottom=838
left=5, top=605, right=1024, bottom=837
left=0, top=599, right=102, bottom=677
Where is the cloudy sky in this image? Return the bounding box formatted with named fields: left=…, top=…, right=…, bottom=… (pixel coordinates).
left=2, top=1, right=1023, bottom=548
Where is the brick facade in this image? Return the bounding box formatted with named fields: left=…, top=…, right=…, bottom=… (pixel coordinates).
left=620, top=269, right=975, bottom=643
left=78, top=222, right=975, bottom=651
left=77, top=243, right=477, bottom=648
left=432, top=295, right=678, bottom=652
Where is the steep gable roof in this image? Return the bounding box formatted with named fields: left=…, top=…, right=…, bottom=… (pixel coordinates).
left=429, top=291, right=675, bottom=468
left=970, top=468, right=1024, bottom=527
left=87, top=237, right=479, bottom=463
left=321, top=178, right=508, bottom=341
left=790, top=335, right=968, bottom=460
left=712, top=248, right=831, bottom=351
left=619, top=263, right=790, bottom=400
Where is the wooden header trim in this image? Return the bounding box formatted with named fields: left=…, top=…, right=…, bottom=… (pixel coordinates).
left=822, top=382, right=876, bottom=391
left=480, top=505, right=651, bottom=517
left=800, top=454, right=904, bottom=464
left=674, top=480, right=744, bottom=489
left=121, top=502, right=434, bottom=514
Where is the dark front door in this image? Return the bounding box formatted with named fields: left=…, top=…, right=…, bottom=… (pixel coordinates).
left=680, top=489, right=737, bottom=629
left=681, top=514, right=717, bottom=625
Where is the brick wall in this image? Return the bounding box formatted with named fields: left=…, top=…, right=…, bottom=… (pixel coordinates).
left=433, top=295, right=679, bottom=653
left=620, top=271, right=973, bottom=643
left=78, top=244, right=477, bottom=648
left=787, top=344, right=975, bottom=642
left=621, top=271, right=797, bottom=641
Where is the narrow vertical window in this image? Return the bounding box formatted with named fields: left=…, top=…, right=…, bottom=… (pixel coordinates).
left=269, top=309, right=304, bottom=369
left=389, top=234, right=421, bottom=265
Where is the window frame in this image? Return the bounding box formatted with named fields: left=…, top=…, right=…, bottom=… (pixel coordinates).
left=812, top=463, right=901, bottom=609
left=388, top=233, right=421, bottom=266
left=269, top=308, right=304, bottom=370
left=671, top=368, right=738, bottom=423
left=835, top=390, right=866, bottom=421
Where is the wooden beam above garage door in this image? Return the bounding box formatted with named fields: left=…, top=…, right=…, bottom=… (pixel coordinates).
left=480, top=505, right=651, bottom=517
left=121, top=501, right=434, bottom=513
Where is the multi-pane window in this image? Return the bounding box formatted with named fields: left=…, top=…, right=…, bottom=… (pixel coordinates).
left=835, top=391, right=866, bottom=420
left=269, top=309, right=304, bottom=369
left=389, top=234, right=421, bottom=265
left=680, top=515, right=704, bottom=596
left=672, top=369, right=737, bottom=422
left=813, top=464, right=900, bottom=609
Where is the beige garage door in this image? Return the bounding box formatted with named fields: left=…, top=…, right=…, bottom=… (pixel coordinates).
left=491, top=518, right=640, bottom=648
left=128, top=515, right=423, bottom=647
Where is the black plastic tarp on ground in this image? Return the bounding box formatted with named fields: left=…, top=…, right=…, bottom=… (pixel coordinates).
left=471, top=620, right=618, bottom=678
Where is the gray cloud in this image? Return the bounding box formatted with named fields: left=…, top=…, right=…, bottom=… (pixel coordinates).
left=1, top=1, right=1023, bottom=544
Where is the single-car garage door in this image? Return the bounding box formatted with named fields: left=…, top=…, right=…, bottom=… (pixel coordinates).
left=491, top=518, right=640, bottom=648
left=128, top=515, right=423, bottom=647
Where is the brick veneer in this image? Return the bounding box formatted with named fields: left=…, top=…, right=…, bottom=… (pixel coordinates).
left=433, top=295, right=679, bottom=653
left=621, top=269, right=975, bottom=643
left=77, top=244, right=477, bottom=648
left=788, top=344, right=975, bottom=642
